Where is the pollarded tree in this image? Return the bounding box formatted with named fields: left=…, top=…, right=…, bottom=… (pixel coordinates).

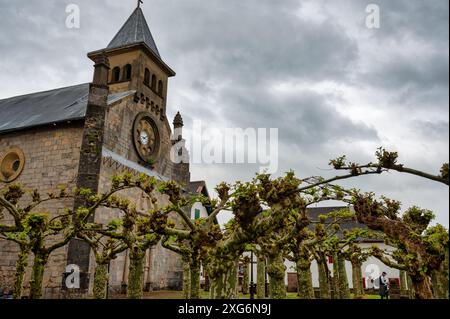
left=341, top=243, right=371, bottom=298
left=324, top=226, right=374, bottom=300
left=78, top=233, right=127, bottom=299
left=251, top=174, right=349, bottom=299
left=353, top=193, right=448, bottom=299
left=0, top=174, right=146, bottom=299
left=285, top=226, right=316, bottom=300
left=241, top=256, right=251, bottom=295
left=77, top=173, right=173, bottom=299
left=309, top=240, right=332, bottom=299
left=424, top=224, right=449, bottom=299
left=285, top=207, right=348, bottom=299
left=159, top=181, right=231, bottom=299
left=330, top=148, right=449, bottom=186
left=201, top=172, right=303, bottom=299
left=245, top=244, right=268, bottom=299
left=0, top=184, right=75, bottom=299
left=90, top=201, right=167, bottom=299
left=251, top=172, right=308, bottom=300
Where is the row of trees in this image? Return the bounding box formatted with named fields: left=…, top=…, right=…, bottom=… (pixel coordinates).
left=0, top=149, right=448, bottom=299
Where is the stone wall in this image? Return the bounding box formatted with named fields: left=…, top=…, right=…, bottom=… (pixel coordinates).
left=89, top=155, right=183, bottom=296
left=88, top=95, right=184, bottom=296
left=0, top=123, right=84, bottom=298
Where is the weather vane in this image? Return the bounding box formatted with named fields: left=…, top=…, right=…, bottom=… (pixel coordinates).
left=137, top=0, right=143, bottom=8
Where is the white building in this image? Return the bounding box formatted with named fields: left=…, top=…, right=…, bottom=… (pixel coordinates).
left=242, top=207, right=401, bottom=294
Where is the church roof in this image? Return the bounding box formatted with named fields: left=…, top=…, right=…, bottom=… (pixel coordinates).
left=307, top=206, right=383, bottom=243
left=107, top=7, right=160, bottom=58
left=188, top=181, right=210, bottom=198
left=0, top=84, right=135, bottom=134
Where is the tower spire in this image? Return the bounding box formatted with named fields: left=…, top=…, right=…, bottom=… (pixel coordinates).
left=107, top=3, right=161, bottom=58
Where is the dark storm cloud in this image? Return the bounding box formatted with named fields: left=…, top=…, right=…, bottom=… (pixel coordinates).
left=218, top=87, right=378, bottom=148
left=413, top=120, right=450, bottom=140
left=370, top=0, right=449, bottom=43
left=364, top=51, right=449, bottom=91
left=0, top=0, right=448, bottom=226
left=348, top=0, right=449, bottom=113
left=153, top=0, right=360, bottom=86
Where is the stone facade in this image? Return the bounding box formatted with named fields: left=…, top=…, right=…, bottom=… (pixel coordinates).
left=0, top=124, right=84, bottom=298
left=0, top=6, right=191, bottom=298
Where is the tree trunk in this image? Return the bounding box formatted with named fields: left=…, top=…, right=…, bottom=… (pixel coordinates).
left=209, top=260, right=238, bottom=299
left=216, top=268, right=237, bottom=299
left=242, top=261, right=249, bottom=295
left=231, top=260, right=239, bottom=298
left=190, top=259, right=201, bottom=299
left=296, top=259, right=314, bottom=299
left=431, top=250, right=449, bottom=299
left=127, top=250, right=145, bottom=299
left=183, top=260, right=191, bottom=299
left=431, top=263, right=448, bottom=299
left=351, top=261, right=364, bottom=298
left=317, top=259, right=330, bottom=299
left=13, top=246, right=29, bottom=299
left=407, top=275, right=415, bottom=299
left=411, top=274, right=434, bottom=299
left=443, top=249, right=449, bottom=299
left=332, top=253, right=340, bottom=299
left=29, top=253, right=48, bottom=299
left=337, top=254, right=350, bottom=299
left=267, top=253, right=286, bottom=299
left=209, top=277, right=216, bottom=299
left=257, top=256, right=266, bottom=299
left=93, top=261, right=109, bottom=299
left=400, top=270, right=408, bottom=296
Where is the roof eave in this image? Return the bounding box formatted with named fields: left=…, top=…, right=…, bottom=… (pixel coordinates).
left=0, top=117, right=85, bottom=135
left=88, top=43, right=176, bottom=77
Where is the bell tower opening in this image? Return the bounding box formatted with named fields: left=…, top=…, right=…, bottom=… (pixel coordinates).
left=88, top=4, right=175, bottom=117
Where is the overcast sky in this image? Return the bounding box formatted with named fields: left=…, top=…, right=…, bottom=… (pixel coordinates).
left=0, top=0, right=448, bottom=226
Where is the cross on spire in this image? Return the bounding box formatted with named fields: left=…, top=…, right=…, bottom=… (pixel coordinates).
left=137, top=0, right=143, bottom=8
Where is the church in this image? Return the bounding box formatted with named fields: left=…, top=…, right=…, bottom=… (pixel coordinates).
left=0, top=5, right=198, bottom=298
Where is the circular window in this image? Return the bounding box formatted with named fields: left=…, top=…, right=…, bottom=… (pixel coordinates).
left=0, top=147, right=25, bottom=183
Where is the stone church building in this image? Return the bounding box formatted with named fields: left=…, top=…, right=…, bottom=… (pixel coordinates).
left=0, top=6, right=195, bottom=298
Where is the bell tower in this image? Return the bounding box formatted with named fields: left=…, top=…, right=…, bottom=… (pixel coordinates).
left=87, top=3, right=175, bottom=118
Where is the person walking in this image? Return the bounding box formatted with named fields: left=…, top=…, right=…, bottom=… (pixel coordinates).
left=379, top=272, right=390, bottom=299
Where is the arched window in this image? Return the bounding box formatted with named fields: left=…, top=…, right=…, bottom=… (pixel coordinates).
left=124, top=64, right=132, bottom=81
left=151, top=74, right=157, bottom=90
left=112, top=67, right=121, bottom=83
left=158, top=80, right=164, bottom=96
left=144, top=68, right=150, bottom=86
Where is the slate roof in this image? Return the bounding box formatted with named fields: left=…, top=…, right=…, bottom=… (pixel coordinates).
left=307, top=206, right=382, bottom=243
left=107, top=7, right=160, bottom=58
left=0, top=84, right=135, bottom=134
left=189, top=181, right=210, bottom=198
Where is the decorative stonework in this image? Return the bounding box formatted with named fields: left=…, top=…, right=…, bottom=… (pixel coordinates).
left=0, top=147, right=25, bottom=183
left=133, top=112, right=161, bottom=163
left=133, top=92, right=166, bottom=122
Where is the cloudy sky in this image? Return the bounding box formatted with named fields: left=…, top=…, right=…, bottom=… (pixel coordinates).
left=0, top=0, right=448, bottom=226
